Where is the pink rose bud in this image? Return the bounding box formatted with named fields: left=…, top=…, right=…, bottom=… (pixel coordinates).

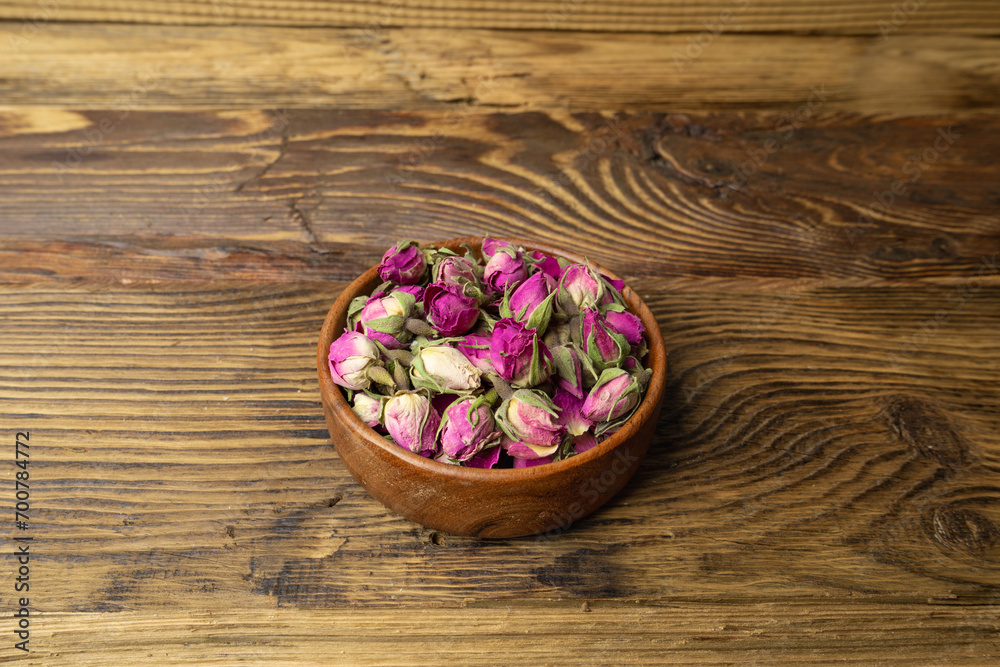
left=352, top=289, right=417, bottom=350
left=439, top=396, right=501, bottom=462
left=496, top=389, right=565, bottom=459
left=433, top=255, right=482, bottom=289
left=490, top=318, right=552, bottom=388
left=351, top=392, right=383, bottom=427
left=410, top=345, right=483, bottom=394
left=378, top=241, right=427, bottom=285
left=483, top=245, right=527, bottom=294
left=481, top=237, right=514, bottom=258
left=579, top=308, right=628, bottom=372
left=550, top=344, right=594, bottom=399
left=572, top=432, right=598, bottom=454
left=384, top=390, right=441, bottom=457
left=552, top=387, right=594, bottom=437
left=423, top=282, right=480, bottom=337
left=604, top=308, right=645, bottom=346
left=328, top=331, right=383, bottom=390
left=556, top=263, right=619, bottom=315
left=502, top=271, right=557, bottom=333
left=581, top=368, right=641, bottom=423
left=455, top=332, right=494, bottom=374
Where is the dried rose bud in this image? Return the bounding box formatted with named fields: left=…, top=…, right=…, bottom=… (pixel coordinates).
left=556, top=263, right=620, bottom=316
left=604, top=308, right=645, bottom=346
left=513, top=454, right=555, bottom=468
left=578, top=308, right=629, bottom=372
left=352, top=289, right=417, bottom=350
left=484, top=245, right=527, bottom=294
left=496, top=389, right=565, bottom=460
left=501, top=271, right=557, bottom=333
left=490, top=318, right=552, bottom=388
left=423, top=282, right=479, bottom=337
left=378, top=241, right=427, bottom=285
left=328, top=331, right=385, bottom=391
left=552, top=387, right=593, bottom=437
left=384, top=390, right=440, bottom=457
left=351, top=392, right=383, bottom=427
left=466, top=445, right=502, bottom=469
left=455, top=332, right=494, bottom=374
left=433, top=254, right=481, bottom=288
left=439, top=395, right=501, bottom=462
left=527, top=250, right=564, bottom=280
left=572, top=432, right=598, bottom=454
left=410, top=344, right=482, bottom=394
left=581, top=368, right=642, bottom=423
left=550, top=344, right=597, bottom=399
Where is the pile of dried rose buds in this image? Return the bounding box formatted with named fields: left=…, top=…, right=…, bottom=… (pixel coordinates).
left=327, top=238, right=652, bottom=468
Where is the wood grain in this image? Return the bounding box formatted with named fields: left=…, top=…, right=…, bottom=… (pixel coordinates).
left=1, top=109, right=997, bottom=284
left=1, top=281, right=998, bottom=613
left=18, top=604, right=1000, bottom=665
left=1, top=0, right=999, bottom=34
left=2, top=25, right=1000, bottom=113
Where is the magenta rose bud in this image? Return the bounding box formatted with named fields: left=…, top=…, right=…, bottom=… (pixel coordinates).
left=512, top=454, right=555, bottom=468
left=353, top=289, right=417, bottom=349
left=552, top=387, right=593, bottom=437
left=378, top=241, right=427, bottom=285
left=496, top=389, right=564, bottom=460
left=423, top=282, right=479, bottom=337
left=490, top=318, right=552, bottom=388
left=439, top=396, right=501, bottom=462
left=466, top=444, right=502, bottom=469
left=328, top=331, right=382, bottom=390
left=433, top=255, right=481, bottom=288
left=484, top=245, right=527, bottom=294
left=502, top=271, right=557, bottom=333
left=581, top=368, right=641, bottom=423
left=455, top=332, right=494, bottom=373
left=384, top=390, right=441, bottom=457
left=579, top=308, right=628, bottom=372
left=482, top=237, right=515, bottom=258
left=604, top=308, right=645, bottom=346
left=528, top=250, right=564, bottom=280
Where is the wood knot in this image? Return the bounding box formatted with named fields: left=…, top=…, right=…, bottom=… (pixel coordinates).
left=880, top=395, right=970, bottom=471
left=931, top=506, right=999, bottom=556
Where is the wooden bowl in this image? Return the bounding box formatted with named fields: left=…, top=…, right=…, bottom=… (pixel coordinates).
left=316, top=237, right=666, bottom=538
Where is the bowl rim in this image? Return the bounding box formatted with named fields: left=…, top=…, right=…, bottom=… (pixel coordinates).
left=317, top=236, right=666, bottom=482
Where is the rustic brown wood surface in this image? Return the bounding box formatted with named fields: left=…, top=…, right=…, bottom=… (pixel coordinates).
left=1, top=1, right=1000, bottom=663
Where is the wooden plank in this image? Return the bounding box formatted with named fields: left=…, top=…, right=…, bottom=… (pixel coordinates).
left=1, top=109, right=998, bottom=283
left=1, top=0, right=999, bottom=34
left=2, top=25, right=1000, bottom=113
left=1, top=282, right=998, bottom=614
left=15, top=604, right=1000, bottom=665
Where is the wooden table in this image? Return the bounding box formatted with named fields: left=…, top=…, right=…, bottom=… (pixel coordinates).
left=2, top=2, right=999, bottom=664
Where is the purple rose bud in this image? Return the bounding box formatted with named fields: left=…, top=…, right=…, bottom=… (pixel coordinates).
left=550, top=344, right=595, bottom=399
left=604, top=309, right=645, bottom=346
left=484, top=245, right=527, bottom=294
left=439, top=396, right=501, bottom=462
left=553, top=388, right=593, bottom=437
left=466, top=444, right=502, bottom=469
left=482, top=237, right=515, bottom=259
left=395, top=284, right=424, bottom=301
left=423, top=282, right=479, bottom=337
left=496, top=389, right=564, bottom=459
left=411, top=345, right=482, bottom=394
left=384, top=391, right=440, bottom=457
left=378, top=241, right=427, bottom=285
left=502, top=271, right=557, bottom=333
left=353, top=290, right=417, bottom=350
left=490, top=318, right=552, bottom=388
left=351, top=392, right=383, bottom=428
left=579, top=308, right=628, bottom=372
left=527, top=250, right=564, bottom=280
left=328, top=331, right=382, bottom=390
left=556, top=263, right=619, bottom=315
left=455, top=332, right=494, bottom=373
left=581, top=368, right=641, bottom=423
